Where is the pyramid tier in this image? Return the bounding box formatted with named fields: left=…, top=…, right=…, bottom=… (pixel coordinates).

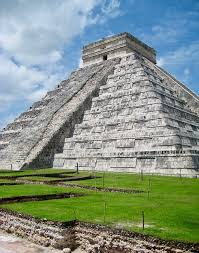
left=54, top=53, right=199, bottom=176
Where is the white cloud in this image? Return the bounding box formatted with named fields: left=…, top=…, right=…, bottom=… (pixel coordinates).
left=92, top=0, right=123, bottom=25
left=101, top=0, right=121, bottom=18
left=0, top=0, right=121, bottom=128
left=0, top=53, right=45, bottom=100
left=0, top=0, right=122, bottom=65
left=0, top=52, right=64, bottom=123
left=0, top=0, right=101, bottom=66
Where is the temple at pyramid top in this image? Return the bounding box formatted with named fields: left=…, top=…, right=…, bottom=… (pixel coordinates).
left=82, top=32, right=156, bottom=66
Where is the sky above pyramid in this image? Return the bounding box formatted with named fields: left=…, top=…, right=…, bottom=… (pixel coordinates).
left=0, top=0, right=198, bottom=129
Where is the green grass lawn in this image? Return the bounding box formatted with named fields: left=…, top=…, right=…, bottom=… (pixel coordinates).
left=0, top=179, right=16, bottom=183
left=65, top=171, right=195, bottom=191
left=0, top=184, right=76, bottom=198
left=0, top=168, right=75, bottom=178
left=0, top=170, right=198, bottom=243
left=17, top=176, right=64, bottom=181
left=75, top=172, right=146, bottom=189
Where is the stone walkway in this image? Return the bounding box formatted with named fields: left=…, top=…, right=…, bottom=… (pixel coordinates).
left=0, top=230, right=86, bottom=253
left=0, top=230, right=62, bottom=253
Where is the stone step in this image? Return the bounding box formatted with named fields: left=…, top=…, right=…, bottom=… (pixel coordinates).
left=0, top=58, right=119, bottom=170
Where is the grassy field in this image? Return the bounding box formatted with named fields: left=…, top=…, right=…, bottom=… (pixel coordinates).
left=0, top=168, right=74, bottom=177
left=0, top=179, right=17, bottom=183
left=0, top=184, right=75, bottom=198
left=0, top=169, right=198, bottom=243
left=17, top=176, right=65, bottom=181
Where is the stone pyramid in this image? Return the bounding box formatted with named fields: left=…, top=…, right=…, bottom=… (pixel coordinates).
left=0, top=33, right=199, bottom=176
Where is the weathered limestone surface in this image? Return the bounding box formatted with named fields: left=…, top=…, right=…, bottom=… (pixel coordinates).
left=0, top=59, right=119, bottom=170
left=54, top=51, right=199, bottom=177
left=0, top=32, right=198, bottom=175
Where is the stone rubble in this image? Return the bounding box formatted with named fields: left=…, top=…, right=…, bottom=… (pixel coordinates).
left=62, top=248, right=71, bottom=253
left=0, top=230, right=63, bottom=253
left=0, top=209, right=198, bottom=253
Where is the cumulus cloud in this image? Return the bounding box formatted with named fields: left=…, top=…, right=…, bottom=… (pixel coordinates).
left=89, top=0, right=122, bottom=25
left=0, top=0, right=121, bottom=129
left=101, top=0, right=121, bottom=18
left=0, top=52, right=65, bottom=106
left=0, top=0, right=100, bottom=65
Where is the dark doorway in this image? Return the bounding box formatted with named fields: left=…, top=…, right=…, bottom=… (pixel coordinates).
left=103, top=55, right=107, bottom=61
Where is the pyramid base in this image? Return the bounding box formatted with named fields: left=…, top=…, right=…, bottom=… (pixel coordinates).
left=53, top=150, right=199, bottom=178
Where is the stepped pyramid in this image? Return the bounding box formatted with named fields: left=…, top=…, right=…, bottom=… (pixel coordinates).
left=0, top=33, right=199, bottom=176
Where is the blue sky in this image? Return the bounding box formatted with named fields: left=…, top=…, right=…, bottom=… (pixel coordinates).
left=0, top=0, right=198, bottom=129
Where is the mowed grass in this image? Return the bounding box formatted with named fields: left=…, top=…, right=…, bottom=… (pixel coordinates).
left=0, top=170, right=198, bottom=243
left=17, top=176, right=64, bottom=181
left=0, top=184, right=74, bottom=198
left=66, top=172, right=148, bottom=190
left=0, top=179, right=16, bottom=183
left=0, top=168, right=74, bottom=178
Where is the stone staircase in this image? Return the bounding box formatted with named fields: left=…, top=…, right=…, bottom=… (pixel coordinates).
left=0, top=58, right=119, bottom=170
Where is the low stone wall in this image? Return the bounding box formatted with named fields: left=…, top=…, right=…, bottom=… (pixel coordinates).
left=0, top=209, right=198, bottom=252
